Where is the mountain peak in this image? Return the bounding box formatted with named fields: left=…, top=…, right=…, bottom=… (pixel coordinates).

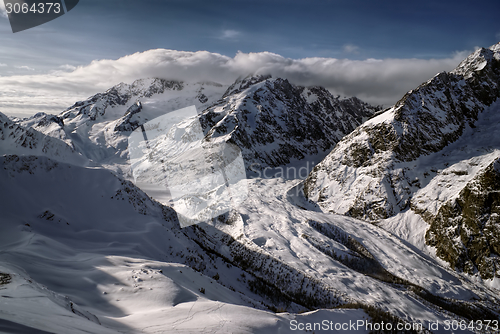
left=489, top=41, right=500, bottom=53
left=305, top=43, right=500, bottom=219
left=304, top=43, right=500, bottom=279
left=451, top=46, right=498, bottom=78
left=0, top=111, right=87, bottom=166
left=222, top=74, right=273, bottom=98
left=201, top=76, right=379, bottom=169
left=60, top=78, right=188, bottom=121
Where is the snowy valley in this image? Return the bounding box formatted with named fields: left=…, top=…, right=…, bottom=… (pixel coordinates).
left=1, top=44, right=500, bottom=334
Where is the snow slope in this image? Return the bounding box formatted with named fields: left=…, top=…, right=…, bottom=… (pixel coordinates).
left=2, top=62, right=500, bottom=333
left=16, top=79, right=228, bottom=175
left=2, top=155, right=499, bottom=333
left=0, top=112, right=88, bottom=167
left=0, top=155, right=377, bottom=333
left=304, top=42, right=500, bottom=280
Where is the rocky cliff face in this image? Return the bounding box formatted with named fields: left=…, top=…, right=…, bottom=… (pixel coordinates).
left=21, top=75, right=378, bottom=173
left=200, top=75, right=378, bottom=169
left=425, top=158, right=500, bottom=279
left=304, top=42, right=500, bottom=279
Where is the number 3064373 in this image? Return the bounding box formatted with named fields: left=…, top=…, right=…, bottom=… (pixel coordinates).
left=5, top=2, right=61, bottom=14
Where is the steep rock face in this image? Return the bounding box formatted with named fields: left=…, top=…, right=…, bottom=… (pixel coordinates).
left=304, top=42, right=500, bottom=278
left=113, top=101, right=143, bottom=132
left=200, top=76, right=378, bottom=169
left=425, top=158, right=500, bottom=279
left=23, top=76, right=378, bottom=173
left=305, top=43, right=500, bottom=219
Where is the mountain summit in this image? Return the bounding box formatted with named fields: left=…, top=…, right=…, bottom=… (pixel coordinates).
left=304, top=42, right=500, bottom=279
left=21, top=75, right=379, bottom=175
left=2, top=50, right=500, bottom=333
left=200, top=75, right=379, bottom=169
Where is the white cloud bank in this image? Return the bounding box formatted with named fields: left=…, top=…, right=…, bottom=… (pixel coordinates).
left=0, top=49, right=469, bottom=117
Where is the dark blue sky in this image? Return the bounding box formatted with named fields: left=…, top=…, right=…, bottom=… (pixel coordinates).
left=1, top=0, right=499, bottom=75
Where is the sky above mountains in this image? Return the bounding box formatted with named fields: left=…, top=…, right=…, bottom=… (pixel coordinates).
left=0, top=0, right=499, bottom=116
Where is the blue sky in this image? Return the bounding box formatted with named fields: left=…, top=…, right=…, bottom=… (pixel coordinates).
left=0, top=0, right=499, bottom=116
left=1, top=0, right=499, bottom=72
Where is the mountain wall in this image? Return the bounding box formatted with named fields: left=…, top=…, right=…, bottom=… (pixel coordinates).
left=304, top=42, right=500, bottom=279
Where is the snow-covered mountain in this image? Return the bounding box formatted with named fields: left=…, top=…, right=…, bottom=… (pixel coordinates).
left=17, top=78, right=227, bottom=173
left=304, top=42, right=500, bottom=280
left=20, top=75, right=378, bottom=177
left=200, top=75, right=378, bottom=169
left=2, top=154, right=499, bottom=334
left=0, top=155, right=329, bottom=333
left=2, top=59, right=500, bottom=333
left=0, top=111, right=88, bottom=166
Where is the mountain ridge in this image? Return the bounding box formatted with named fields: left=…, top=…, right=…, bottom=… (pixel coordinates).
left=304, top=42, right=500, bottom=279
left=2, top=50, right=500, bottom=333
left=19, top=75, right=380, bottom=176
left=199, top=75, right=379, bottom=169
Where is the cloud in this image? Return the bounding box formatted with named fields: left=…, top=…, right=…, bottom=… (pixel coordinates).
left=219, top=29, right=241, bottom=40
left=0, top=49, right=470, bottom=116
left=59, top=64, right=77, bottom=71
left=15, top=65, right=35, bottom=71
left=343, top=44, right=360, bottom=54
left=0, top=63, right=7, bottom=67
